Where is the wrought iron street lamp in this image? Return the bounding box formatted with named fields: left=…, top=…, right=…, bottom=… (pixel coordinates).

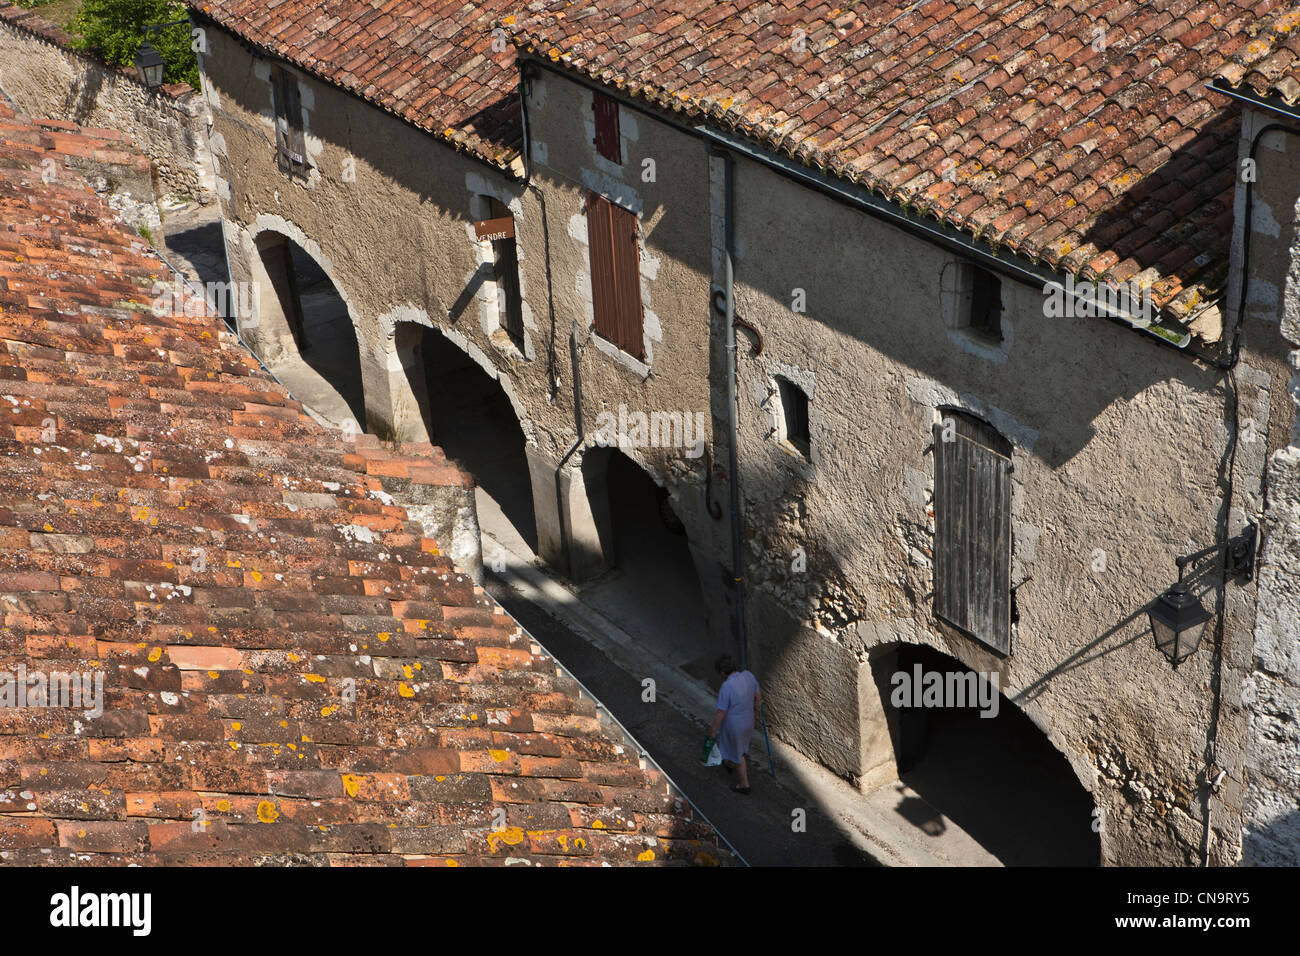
left=133, top=42, right=166, bottom=89
left=132, top=19, right=190, bottom=90
left=1148, top=523, right=1257, bottom=667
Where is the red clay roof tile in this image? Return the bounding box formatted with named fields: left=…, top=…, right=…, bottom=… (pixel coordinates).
left=507, top=0, right=1282, bottom=326
left=0, top=103, right=728, bottom=866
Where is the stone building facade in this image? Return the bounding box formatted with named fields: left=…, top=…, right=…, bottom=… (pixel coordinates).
left=194, top=0, right=1299, bottom=866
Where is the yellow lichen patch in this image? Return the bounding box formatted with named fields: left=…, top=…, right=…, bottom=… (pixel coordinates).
left=279, top=720, right=288, bottom=728
left=231, top=721, right=242, bottom=731
left=445, top=858, right=459, bottom=866
left=249, top=570, right=263, bottom=582
left=556, top=834, right=568, bottom=848
left=320, top=705, right=336, bottom=717
left=637, top=849, right=656, bottom=861
left=287, top=653, right=300, bottom=663
left=216, top=799, right=231, bottom=812
left=487, top=826, right=525, bottom=851
left=342, top=774, right=362, bottom=797
left=257, top=800, right=280, bottom=823
left=398, top=682, right=415, bottom=698
left=377, top=632, right=390, bottom=642
left=488, top=749, right=510, bottom=763
left=574, top=837, right=586, bottom=850
left=591, top=820, right=606, bottom=829
left=402, top=664, right=414, bottom=679
left=435, top=775, right=446, bottom=782
left=229, top=741, right=240, bottom=750
left=303, top=673, right=325, bottom=683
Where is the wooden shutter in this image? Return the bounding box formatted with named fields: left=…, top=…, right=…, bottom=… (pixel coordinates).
left=273, top=67, right=306, bottom=176
left=585, top=191, right=644, bottom=359
left=933, top=411, right=1012, bottom=653
left=593, top=93, right=622, bottom=163
left=488, top=198, right=524, bottom=345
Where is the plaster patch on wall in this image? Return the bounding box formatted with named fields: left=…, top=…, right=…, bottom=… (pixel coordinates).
left=1252, top=198, right=1282, bottom=239
left=1247, top=277, right=1279, bottom=310
left=903, top=466, right=929, bottom=509
left=580, top=167, right=640, bottom=214
left=905, top=374, right=1040, bottom=451
left=531, top=140, right=549, bottom=167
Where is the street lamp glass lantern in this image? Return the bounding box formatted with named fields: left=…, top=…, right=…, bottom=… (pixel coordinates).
left=1148, top=582, right=1212, bottom=667
left=134, top=43, right=166, bottom=89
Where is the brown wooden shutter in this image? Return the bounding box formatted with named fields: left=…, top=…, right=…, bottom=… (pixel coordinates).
left=593, top=92, right=622, bottom=164
left=933, top=411, right=1012, bottom=653
left=585, top=191, right=644, bottom=360
left=273, top=67, right=306, bottom=176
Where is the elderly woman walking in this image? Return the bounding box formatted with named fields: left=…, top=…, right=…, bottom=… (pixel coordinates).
left=708, top=655, right=761, bottom=794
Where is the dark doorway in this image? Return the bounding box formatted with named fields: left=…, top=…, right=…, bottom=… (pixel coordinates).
left=877, top=643, right=1101, bottom=866
left=255, top=235, right=365, bottom=428
left=410, top=327, right=537, bottom=553
left=581, top=448, right=721, bottom=680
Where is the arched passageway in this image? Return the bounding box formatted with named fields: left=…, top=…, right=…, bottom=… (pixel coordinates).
left=405, top=326, right=537, bottom=554
left=252, top=233, right=365, bottom=429
left=871, top=642, right=1101, bottom=865
left=580, top=447, right=723, bottom=681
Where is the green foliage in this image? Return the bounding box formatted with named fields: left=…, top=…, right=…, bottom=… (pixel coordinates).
left=71, top=0, right=199, bottom=89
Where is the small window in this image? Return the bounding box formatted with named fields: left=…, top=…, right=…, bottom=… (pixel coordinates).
left=966, top=266, right=1002, bottom=341
left=932, top=409, right=1012, bottom=653
left=483, top=196, right=524, bottom=349
left=271, top=66, right=308, bottom=179
left=586, top=191, right=643, bottom=359
left=776, top=376, right=810, bottom=457
left=593, top=92, right=622, bottom=164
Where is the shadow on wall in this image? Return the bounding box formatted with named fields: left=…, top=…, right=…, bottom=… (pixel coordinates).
left=404, top=324, right=538, bottom=554
left=254, top=231, right=366, bottom=427
left=881, top=642, right=1101, bottom=866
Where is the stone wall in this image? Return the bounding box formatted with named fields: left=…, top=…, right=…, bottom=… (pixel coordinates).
left=0, top=1, right=210, bottom=200
left=1234, top=107, right=1300, bottom=866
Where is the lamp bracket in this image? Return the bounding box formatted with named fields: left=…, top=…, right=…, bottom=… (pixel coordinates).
left=1174, top=522, right=1257, bottom=580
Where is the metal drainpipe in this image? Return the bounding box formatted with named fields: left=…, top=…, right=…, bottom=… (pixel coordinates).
left=712, top=145, right=749, bottom=671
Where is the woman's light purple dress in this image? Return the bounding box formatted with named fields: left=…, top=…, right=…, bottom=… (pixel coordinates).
left=716, top=670, right=760, bottom=763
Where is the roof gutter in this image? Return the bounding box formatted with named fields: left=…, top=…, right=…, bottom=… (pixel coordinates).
left=1211, top=78, right=1300, bottom=123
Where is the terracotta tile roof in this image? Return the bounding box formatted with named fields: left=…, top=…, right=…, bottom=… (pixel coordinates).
left=0, top=103, right=727, bottom=866
left=1217, top=4, right=1300, bottom=102
left=505, top=0, right=1288, bottom=327
left=188, top=0, right=523, bottom=169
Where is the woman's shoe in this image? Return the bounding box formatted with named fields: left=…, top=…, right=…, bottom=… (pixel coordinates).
left=730, top=784, right=751, bottom=795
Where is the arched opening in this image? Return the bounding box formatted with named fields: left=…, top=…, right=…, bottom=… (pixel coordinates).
left=406, top=325, right=537, bottom=554
left=252, top=233, right=365, bottom=429
left=871, top=642, right=1101, bottom=866
left=580, top=447, right=723, bottom=680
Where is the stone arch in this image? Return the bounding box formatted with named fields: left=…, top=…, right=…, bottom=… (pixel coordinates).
left=240, top=221, right=366, bottom=432
left=389, top=314, right=540, bottom=555
left=864, top=635, right=1103, bottom=865
left=573, top=444, right=728, bottom=676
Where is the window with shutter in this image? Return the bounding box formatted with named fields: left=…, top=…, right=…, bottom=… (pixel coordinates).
left=485, top=197, right=524, bottom=348
left=593, top=93, right=622, bottom=164
left=585, top=191, right=644, bottom=360
left=933, top=410, right=1012, bottom=653
left=272, top=66, right=308, bottom=179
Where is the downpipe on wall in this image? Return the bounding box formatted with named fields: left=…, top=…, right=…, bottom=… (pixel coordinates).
left=710, top=145, right=750, bottom=673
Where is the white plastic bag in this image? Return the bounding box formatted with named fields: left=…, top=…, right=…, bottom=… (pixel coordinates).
left=702, top=741, right=722, bottom=767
